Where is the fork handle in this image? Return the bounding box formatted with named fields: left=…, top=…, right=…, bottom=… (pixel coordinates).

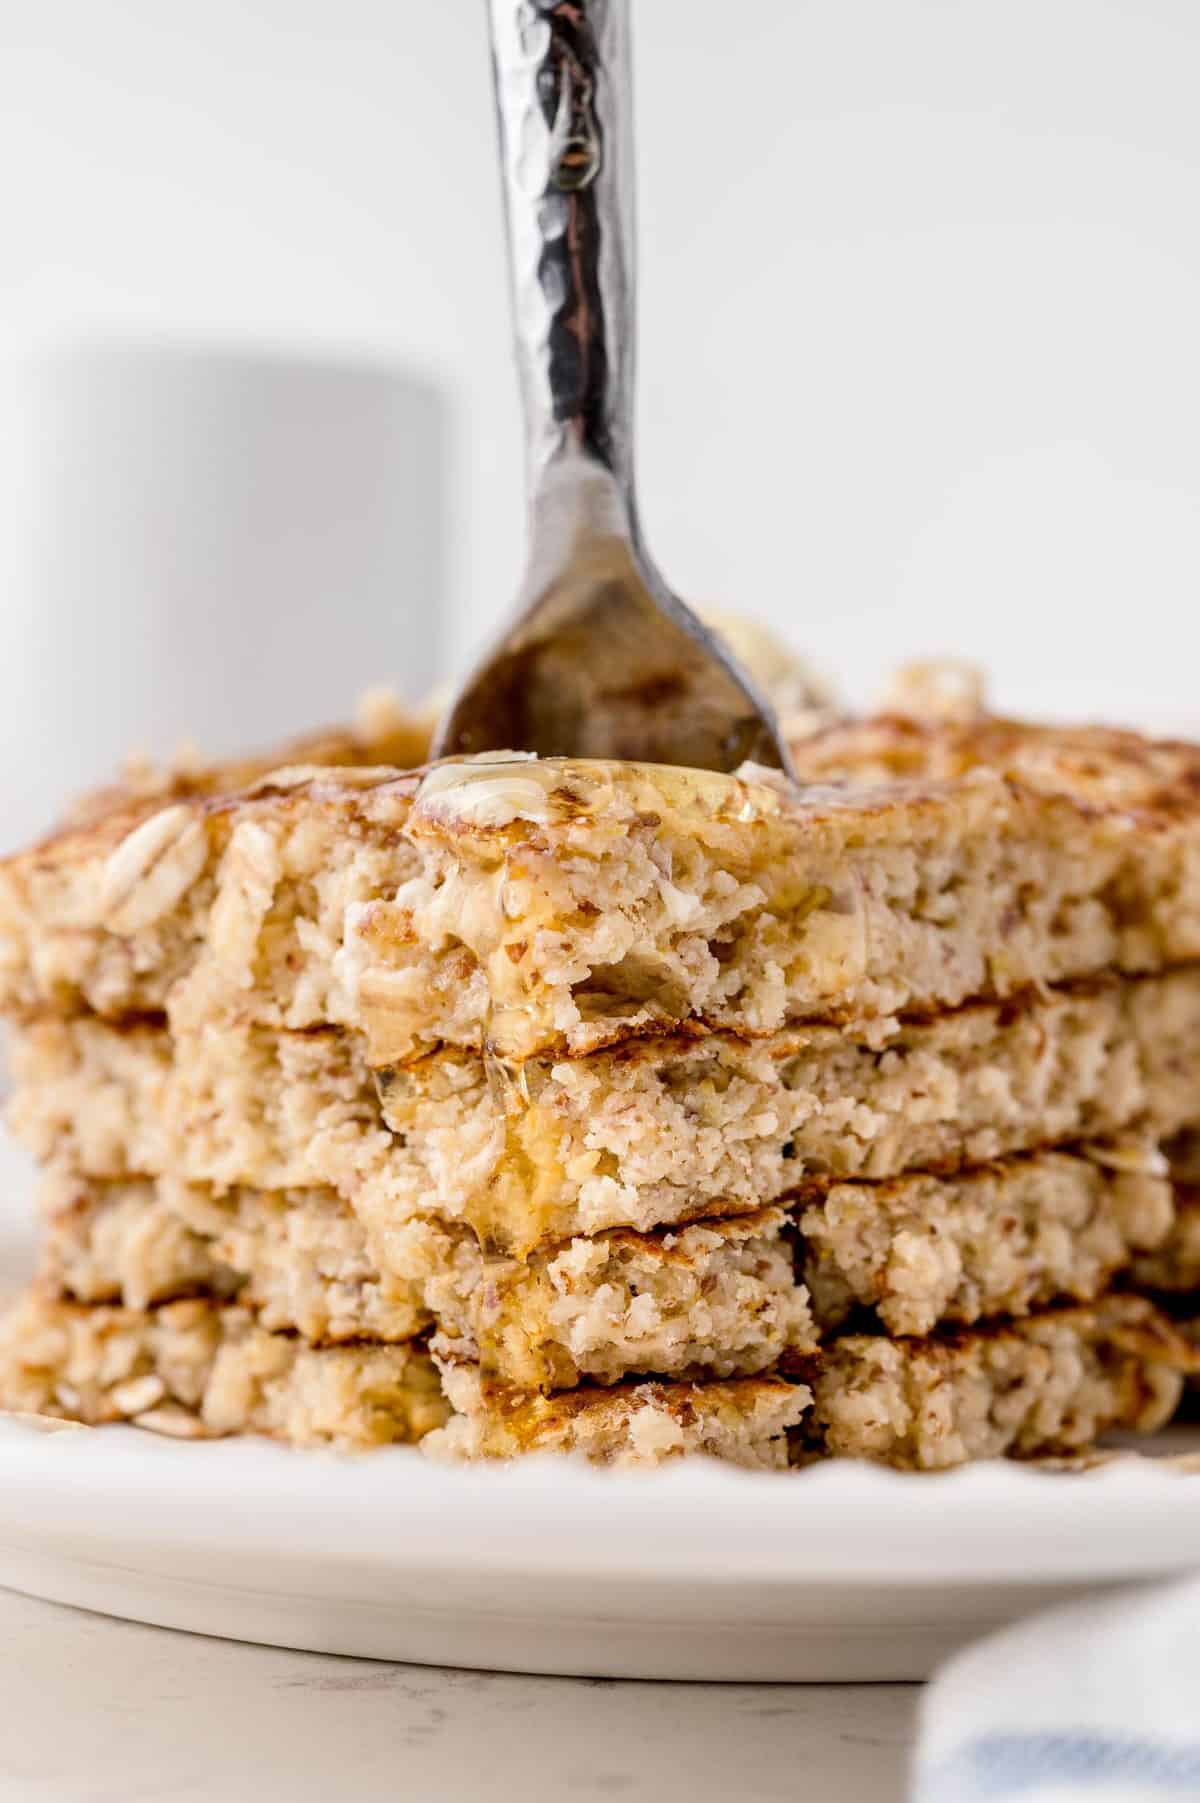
left=488, top=0, right=637, bottom=521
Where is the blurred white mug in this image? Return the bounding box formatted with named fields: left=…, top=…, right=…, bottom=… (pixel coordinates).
left=0, top=339, right=448, bottom=848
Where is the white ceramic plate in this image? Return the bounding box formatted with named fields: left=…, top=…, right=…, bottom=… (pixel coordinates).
left=0, top=1417, right=1198, bottom=1680
left=0, top=1138, right=1196, bottom=1682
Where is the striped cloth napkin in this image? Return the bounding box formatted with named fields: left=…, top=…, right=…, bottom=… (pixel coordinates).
left=913, top=1576, right=1200, bottom=1802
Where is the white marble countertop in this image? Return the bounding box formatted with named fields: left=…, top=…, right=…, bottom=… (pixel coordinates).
left=0, top=1585, right=918, bottom=1802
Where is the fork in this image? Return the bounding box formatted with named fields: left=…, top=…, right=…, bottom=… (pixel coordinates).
left=432, top=0, right=794, bottom=775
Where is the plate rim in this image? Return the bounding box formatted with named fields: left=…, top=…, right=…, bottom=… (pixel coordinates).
left=1, top=1419, right=1198, bottom=1590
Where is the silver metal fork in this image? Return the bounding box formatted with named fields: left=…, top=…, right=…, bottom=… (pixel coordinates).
left=431, top=0, right=794, bottom=775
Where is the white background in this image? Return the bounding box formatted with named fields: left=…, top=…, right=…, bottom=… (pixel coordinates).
left=1, top=0, right=1198, bottom=727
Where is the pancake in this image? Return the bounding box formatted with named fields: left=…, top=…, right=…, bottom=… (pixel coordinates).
left=39, top=1174, right=811, bottom=1389
left=0, top=1291, right=447, bottom=1449
left=3, top=721, right=1200, bottom=1065
left=372, top=971, right=1200, bottom=1249
left=798, top=1141, right=1172, bottom=1338
left=797, top=1293, right=1195, bottom=1469
left=11, top=967, right=1200, bottom=1254
left=1131, top=1134, right=1200, bottom=1294
left=37, top=1171, right=429, bottom=1344
left=427, top=1364, right=809, bottom=1470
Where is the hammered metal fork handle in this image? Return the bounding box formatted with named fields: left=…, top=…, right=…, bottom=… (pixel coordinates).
left=488, top=0, right=637, bottom=523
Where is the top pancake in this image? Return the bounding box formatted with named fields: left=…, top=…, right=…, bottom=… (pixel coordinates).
left=3, top=714, right=1200, bottom=1060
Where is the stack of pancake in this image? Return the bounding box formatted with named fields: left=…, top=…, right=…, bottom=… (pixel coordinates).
left=1, top=699, right=1198, bottom=1468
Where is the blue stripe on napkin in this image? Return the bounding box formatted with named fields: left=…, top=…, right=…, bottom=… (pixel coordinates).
left=922, top=1731, right=1200, bottom=1800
